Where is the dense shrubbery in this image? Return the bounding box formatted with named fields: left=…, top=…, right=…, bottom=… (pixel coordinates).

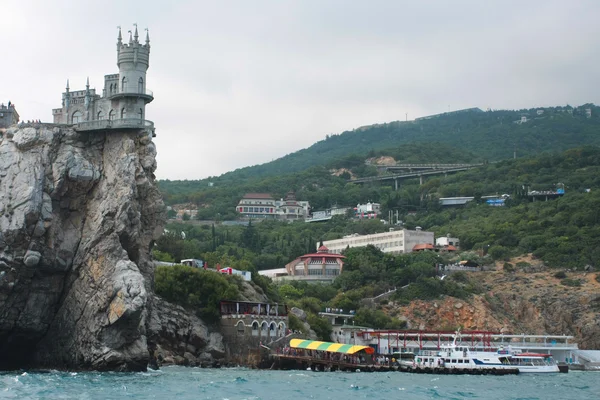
left=155, top=265, right=241, bottom=322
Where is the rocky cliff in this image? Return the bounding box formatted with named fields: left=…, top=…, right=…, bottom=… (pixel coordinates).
left=383, top=259, right=600, bottom=349
left=0, top=123, right=164, bottom=371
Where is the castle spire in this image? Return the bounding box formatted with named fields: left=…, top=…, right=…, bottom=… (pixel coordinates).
left=145, top=28, right=150, bottom=46
left=117, top=26, right=122, bottom=48
left=133, top=23, right=139, bottom=42
left=86, top=77, right=90, bottom=89
left=128, top=29, right=133, bottom=44
left=66, top=79, right=70, bottom=91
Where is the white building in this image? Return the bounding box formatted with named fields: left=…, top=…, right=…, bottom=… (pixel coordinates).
left=435, top=236, right=460, bottom=248
left=236, top=191, right=309, bottom=220
left=322, top=228, right=434, bottom=255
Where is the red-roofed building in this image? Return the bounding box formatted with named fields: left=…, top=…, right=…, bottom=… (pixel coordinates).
left=281, top=245, right=345, bottom=283
left=236, top=193, right=276, bottom=219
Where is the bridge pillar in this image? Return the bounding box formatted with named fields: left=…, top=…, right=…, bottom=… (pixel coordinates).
left=395, top=179, right=398, bottom=191
left=419, top=175, right=424, bottom=185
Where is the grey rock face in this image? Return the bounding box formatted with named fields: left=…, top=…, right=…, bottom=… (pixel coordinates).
left=290, top=307, right=307, bottom=321
left=0, top=125, right=165, bottom=371
left=148, top=295, right=216, bottom=367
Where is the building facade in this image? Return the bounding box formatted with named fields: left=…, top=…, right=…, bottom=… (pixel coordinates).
left=219, top=300, right=288, bottom=363
left=52, top=25, right=154, bottom=135
left=283, top=245, right=345, bottom=282
left=236, top=193, right=277, bottom=219
left=274, top=191, right=310, bottom=220
left=236, top=192, right=309, bottom=220
left=258, top=245, right=345, bottom=283
left=322, top=228, right=434, bottom=255
left=0, top=102, right=19, bottom=128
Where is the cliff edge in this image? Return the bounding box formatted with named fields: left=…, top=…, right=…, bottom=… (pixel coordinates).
left=0, top=124, right=164, bottom=371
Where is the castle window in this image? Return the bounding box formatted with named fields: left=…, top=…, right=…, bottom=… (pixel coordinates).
left=109, top=110, right=115, bottom=120
left=138, top=77, right=144, bottom=93
left=121, top=107, right=127, bottom=119
left=121, top=77, right=128, bottom=92
left=97, top=111, right=104, bottom=120
left=72, top=110, right=82, bottom=124
left=138, top=108, right=143, bottom=121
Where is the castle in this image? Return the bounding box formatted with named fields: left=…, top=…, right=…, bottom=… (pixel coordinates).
left=52, top=25, right=154, bottom=136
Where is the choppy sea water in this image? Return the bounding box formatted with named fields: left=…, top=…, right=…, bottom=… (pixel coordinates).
left=0, top=366, right=597, bottom=400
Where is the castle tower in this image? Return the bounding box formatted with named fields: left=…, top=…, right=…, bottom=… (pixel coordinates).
left=53, top=25, right=155, bottom=136
left=107, top=24, right=153, bottom=121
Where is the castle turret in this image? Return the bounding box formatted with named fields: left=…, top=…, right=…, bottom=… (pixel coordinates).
left=53, top=25, right=155, bottom=136
left=108, top=24, right=153, bottom=121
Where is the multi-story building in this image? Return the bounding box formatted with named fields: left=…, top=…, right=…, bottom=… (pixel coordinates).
left=354, top=202, right=381, bottom=218
left=322, top=228, right=434, bottom=255
left=274, top=191, right=310, bottom=220
left=258, top=245, right=345, bottom=283
left=284, top=245, right=345, bottom=282
left=236, top=193, right=277, bottom=219
left=236, top=191, right=309, bottom=220
left=52, top=25, right=155, bottom=137
left=0, top=102, right=19, bottom=128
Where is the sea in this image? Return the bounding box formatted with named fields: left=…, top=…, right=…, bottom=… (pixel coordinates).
left=0, top=366, right=597, bottom=400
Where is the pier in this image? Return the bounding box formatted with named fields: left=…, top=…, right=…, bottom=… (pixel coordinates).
left=268, top=354, right=519, bottom=375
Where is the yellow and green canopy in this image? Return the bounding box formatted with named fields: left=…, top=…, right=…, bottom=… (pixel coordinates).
left=289, top=339, right=374, bottom=355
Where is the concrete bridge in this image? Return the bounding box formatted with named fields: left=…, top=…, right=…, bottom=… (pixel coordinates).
left=349, top=164, right=483, bottom=190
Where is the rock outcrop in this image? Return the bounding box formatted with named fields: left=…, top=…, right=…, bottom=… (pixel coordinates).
left=384, top=264, right=600, bottom=349
left=0, top=124, right=165, bottom=371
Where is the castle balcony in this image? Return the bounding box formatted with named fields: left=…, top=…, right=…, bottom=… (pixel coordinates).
left=106, top=89, right=154, bottom=103
left=74, top=118, right=155, bottom=136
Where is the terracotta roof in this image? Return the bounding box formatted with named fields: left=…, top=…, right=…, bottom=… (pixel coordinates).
left=317, top=245, right=329, bottom=252
left=446, top=245, right=458, bottom=251
left=412, top=243, right=434, bottom=251
left=242, top=193, right=274, bottom=199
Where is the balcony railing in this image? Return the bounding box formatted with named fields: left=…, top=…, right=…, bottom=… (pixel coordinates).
left=74, top=118, right=154, bottom=132
left=106, top=89, right=154, bottom=101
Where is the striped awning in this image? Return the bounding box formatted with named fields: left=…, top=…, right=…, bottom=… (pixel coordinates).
left=289, top=339, right=374, bottom=354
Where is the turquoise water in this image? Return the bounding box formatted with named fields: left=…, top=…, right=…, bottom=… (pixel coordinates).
left=0, top=367, right=597, bottom=399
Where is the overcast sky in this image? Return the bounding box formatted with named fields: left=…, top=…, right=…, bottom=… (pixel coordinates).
left=2, top=1, right=599, bottom=180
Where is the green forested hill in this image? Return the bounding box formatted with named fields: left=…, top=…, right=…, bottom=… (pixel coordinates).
left=208, top=104, right=600, bottom=181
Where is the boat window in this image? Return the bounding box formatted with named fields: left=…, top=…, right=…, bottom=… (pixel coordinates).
left=451, top=359, right=457, bottom=363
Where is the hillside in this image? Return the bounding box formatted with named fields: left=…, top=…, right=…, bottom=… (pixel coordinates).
left=166, top=104, right=600, bottom=188
left=389, top=258, right=600, bottom=350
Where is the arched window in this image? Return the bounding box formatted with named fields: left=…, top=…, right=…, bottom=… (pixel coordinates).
left=121, top=107, right=127, bottom=119
left=236, top=321, right=245, bottom=336
left=138, top=77, right=144, bottom=93
left=138, top=108, right=143, bottom=121
left=261, top=321, right=269, bottom=336
left=251, top=321, right=259, bottom=337
left=97, top=110, right=104, bottom=120
left=108, top=110, right=115, bottom=121
left=109, top=83, right=113, bottom=95
left=121, top=77, right=128, bottom=92
left=72, top=110, right=82, bottom=124
left=269, top=322, right=277, bottom=338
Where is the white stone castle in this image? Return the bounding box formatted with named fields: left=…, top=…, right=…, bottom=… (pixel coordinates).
left=52, top=25, right=154, bottom=135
